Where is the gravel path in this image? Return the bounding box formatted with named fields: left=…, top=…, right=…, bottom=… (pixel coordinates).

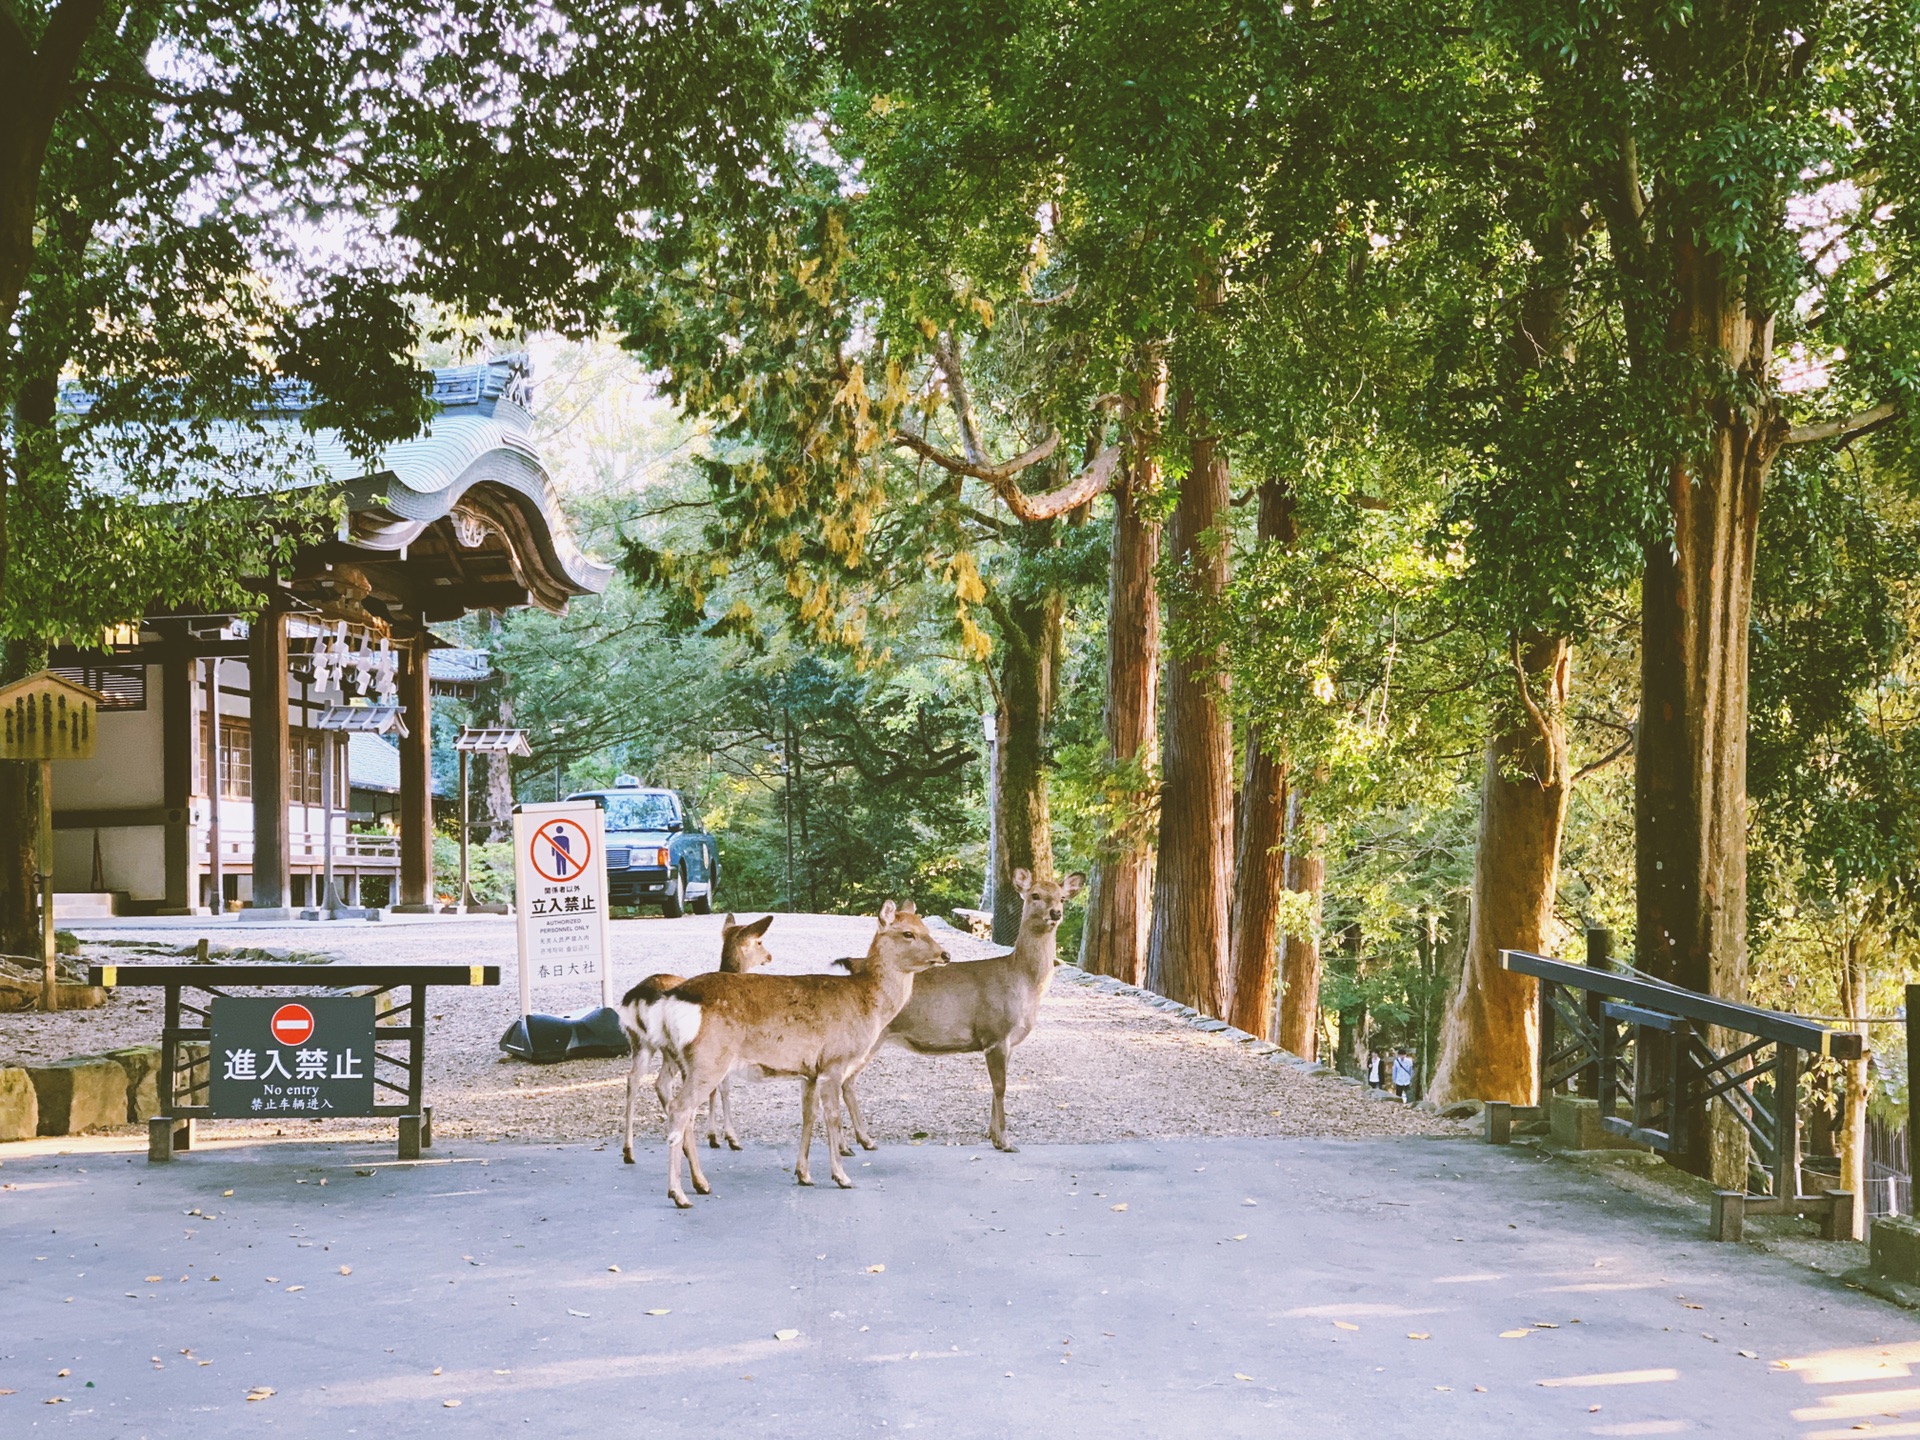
left=1, top=912, right=1452, bottom=1149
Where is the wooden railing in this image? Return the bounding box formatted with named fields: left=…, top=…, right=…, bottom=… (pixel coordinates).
left=1495, top=948, right=1864, bottom=1241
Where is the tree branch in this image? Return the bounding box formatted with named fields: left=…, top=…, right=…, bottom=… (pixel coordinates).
left=1785, top=401, right=1898, bottom=446
left=1572, top=729, right=1635, bottom=785
left=1509, top=636, right=1561, bottom=788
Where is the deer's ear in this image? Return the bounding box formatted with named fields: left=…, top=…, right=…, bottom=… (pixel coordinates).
left=722, top=912, right=737, bottom=932
left=897, top=900, right=918, bottom=915
left=1012, top=867, right=1033, bottom=893
left=743, top=913, right=774, bottom=937
left=1063, top=873, right=1086, bottom=898
left=879, top=900, right=898, bottom=925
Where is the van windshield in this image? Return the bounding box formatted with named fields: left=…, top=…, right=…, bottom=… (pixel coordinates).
left=600, top=793, right=679, bottom=832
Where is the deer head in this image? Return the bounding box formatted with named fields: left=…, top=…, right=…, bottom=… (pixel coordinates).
left=871, top=898, right=949, bottom=973
left=720, top=912, right=776, bottom=972
left=1011, top=869, right=1085, bottom=935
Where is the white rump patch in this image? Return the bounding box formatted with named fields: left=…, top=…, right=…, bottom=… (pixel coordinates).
left=660, top=997, right=704, bottom=1053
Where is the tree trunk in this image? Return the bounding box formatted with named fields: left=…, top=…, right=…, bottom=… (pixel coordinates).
left=1145, top=386, right=1233, bottom=1015
left=1636, top=240, right=1778, bottom=1184
left=1276, top=787, right=1324, bottom=1058
left=1837, top=933, right=1869, bottom=1242
left=990, top=586, right=1061, bottom=944
left=0, top=638, right=44, bottom=955
left=1081, top=351, right=1166, bottom=984
left=1227, top=480, right=1298, bottom=1036
left=1333, top=924, right=1366, bottom=1079
left=1428, top=635, right=1572, bottom=1106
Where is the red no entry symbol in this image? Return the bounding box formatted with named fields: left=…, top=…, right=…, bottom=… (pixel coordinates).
left=530, top=818, right=592, bottom=883
left=271, top=1003, right=315, bottom=1046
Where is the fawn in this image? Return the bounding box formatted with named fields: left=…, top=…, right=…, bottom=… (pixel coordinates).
left=836, top=869, right=1081, bottom=1152
left=618, top=912, right=773, bottom=1165
left=654, top=900, right=947, bottom=1207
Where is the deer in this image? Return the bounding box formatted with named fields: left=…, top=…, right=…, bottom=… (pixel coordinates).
left=619, top=912, right=774, bottom=1166
left=652, top=900, right=948, bottom=1208
left=835, top=869, right=1082, bottom=1153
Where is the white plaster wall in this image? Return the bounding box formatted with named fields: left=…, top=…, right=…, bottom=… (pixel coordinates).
left=53, top=826, right=166, bottom=900
left=51, top=663, right=166, bottom=808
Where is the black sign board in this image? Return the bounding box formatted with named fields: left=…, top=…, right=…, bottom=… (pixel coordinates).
left=208, top=996, right=378, bottom=1118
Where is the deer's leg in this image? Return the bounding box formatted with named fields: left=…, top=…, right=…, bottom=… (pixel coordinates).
left=721, top=1074, right=743, bottom=1150
left=841, top=1071, right=876, bottom=1152
left=665, top=1091, right=699, bottom=1209
left=683, top=1098, right=712, bottom=1196
left=704, top=1084, right=721, bottom=1148
left=654, top=1051, right=679, bottom=1113
left=821, top=1073, right=854, bottom=1189
left=622, top=1041, right=647, bottom=1164
left=986, top=1044, right=1017, bottom=1152
left=795, top=1077, right=817, bottom=1186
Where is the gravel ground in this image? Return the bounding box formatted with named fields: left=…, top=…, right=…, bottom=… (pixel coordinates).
left=1, top=912, right=1452, bottom=1149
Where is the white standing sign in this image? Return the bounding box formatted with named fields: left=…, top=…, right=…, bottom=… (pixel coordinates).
left=512, top=801, right=614, bottom=1015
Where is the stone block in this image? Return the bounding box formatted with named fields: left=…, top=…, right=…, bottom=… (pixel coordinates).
left=101, top=1046, right=164, bottom=1122
left=1550, top=1094, right=1646, bottom=1151
left=0, top=1067, right=37, bottom=1140
left=1873, top=1215, right=1920, bottom=1285
left=27, top=1058, right=128, bottom=1135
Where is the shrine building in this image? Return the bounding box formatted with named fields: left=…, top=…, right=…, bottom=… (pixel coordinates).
left=45, top=356, right=608, bottom=919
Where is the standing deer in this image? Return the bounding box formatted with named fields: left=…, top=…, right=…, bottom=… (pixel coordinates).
left=619, top=912, right=774, bottom=1165
left=653, top=900, right=947, bottom=1208
left=837, top=869, right=1082, bottom=1152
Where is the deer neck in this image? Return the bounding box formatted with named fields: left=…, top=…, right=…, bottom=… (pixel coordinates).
left=1009, top=923, right=1059, bottom=984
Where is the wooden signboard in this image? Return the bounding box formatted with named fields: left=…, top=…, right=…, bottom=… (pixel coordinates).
left=0, top=671, right=103, bottom=1009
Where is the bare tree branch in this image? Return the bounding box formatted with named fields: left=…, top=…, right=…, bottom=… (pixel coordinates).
left=1572, top=729, right=1635, bottom=785
left=1785, top=401, right=1898, bottom=446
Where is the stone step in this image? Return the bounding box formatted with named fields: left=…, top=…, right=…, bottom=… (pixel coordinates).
left=53, top=892, right=119, bottom=919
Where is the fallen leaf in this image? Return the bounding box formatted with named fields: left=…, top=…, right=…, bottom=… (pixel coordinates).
left=1233, top=1373, right=1253, bottom=1382
left=1681, top=1302, right=1703, bottom=1310
left=285, top=1285, right=304, bottom=1293
left=432, top=1367, right=442, bottom=1376
left=1532, top=1322, right=1559, bottom=1329
left=222, top=1190, right=234, bottom=1197
left=866, top=1264, right=886, bottom=1274
left=45, top=1397, right=68, bottom=1405
left=338, top=1266, right=351, bottom=1276
left=646, top=1309, right=670, bottom=1317
left=1738, top=1350, right=1757, bottom=1359
left=1110, top=1203, right=1128, bottom=1212
left=265, top=1277, right=279, bottom=1284
left=1408, top=1332, right=1431, bottom=1340
left=1500, top=1330, right=1530, bottom=1339
left=1435, top=1385, right=1453, bottom=1392
left=1588, top=1405, right=1601, bottom=1413
left=774, top=1329, right=799, bottom=1341
left=608, top=1265, right=621, bottom=1273
left=1231, top=1234, right=1248, bottom=1241
left=246, top=1387, right=274, bottom=1402
left=1473, top=1385, right=1487, bottom=1392
left=1242, top=1198, right=1258, bottom=1207
left=56, top=1371, right=69, bottom=1378
left=144, top=1275, right=163, bottom=1283
left=443, top=1399, right=461, bottom=1408
left=567, top=1310, right=591, bottom=1318
left=1333, top=1321, right=1359, bottom=1332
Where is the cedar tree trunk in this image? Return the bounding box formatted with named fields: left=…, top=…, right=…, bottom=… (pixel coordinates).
left=1636, top=240, right=1779, bottom=1184
left=1145, top=389, right=1233, bottom=1014
left=1226, top=480, right=1298, bottom=1036
left=1081, top=350, right=1166, bottom=984
left=1276, top=787, right=1324, bottom=1058
left=990, top=585, right=1062, bottom=944
left=1428, top=635, right=1572, bottom=1105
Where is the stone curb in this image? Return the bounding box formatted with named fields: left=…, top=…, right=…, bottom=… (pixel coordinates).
left=1050, top=963, right=1410, bottom=1103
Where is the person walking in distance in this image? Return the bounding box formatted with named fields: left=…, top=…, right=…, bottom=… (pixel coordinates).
left=1391, top=1049, right=1414, bottom=1102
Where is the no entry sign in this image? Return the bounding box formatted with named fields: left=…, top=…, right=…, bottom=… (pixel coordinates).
left=207, top=996, right=377, bottom=1118
left=512, top=800, right=613, bottom=1015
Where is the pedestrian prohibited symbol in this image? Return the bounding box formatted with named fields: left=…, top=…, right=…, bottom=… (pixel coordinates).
left=270, top=1003, right=315, bottom=1046
left=529, top=817, right=593, bottom=882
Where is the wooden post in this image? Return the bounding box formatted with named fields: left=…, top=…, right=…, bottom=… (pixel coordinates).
left=161, top=623, right=194, bottom=913
left=39, top=756, right=55, bottom=1011
left=249, top=606, right=291, bottom=914
left=320, top=729, right=340, bottom=915
left=1775, top=1042, right=1801, bottom=1201
left=206, top=657, right=222, bottom=914
left=396, top=634, right=433, bottom=911
left=457, top=748, right=473, bottom=911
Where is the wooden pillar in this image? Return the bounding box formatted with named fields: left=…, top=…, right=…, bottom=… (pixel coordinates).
left=159, top=623, right=195, bottom=913
left=397, top=633, right=434, bottom=911
left=247, top=606, right=291, bottom=915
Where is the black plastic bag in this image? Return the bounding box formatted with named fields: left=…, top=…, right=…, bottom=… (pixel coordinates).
left=498, top=1005, right=630, bottom=1063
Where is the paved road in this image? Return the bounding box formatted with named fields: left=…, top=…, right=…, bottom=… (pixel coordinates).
left=0, top=1134, right=1909, bottom=1437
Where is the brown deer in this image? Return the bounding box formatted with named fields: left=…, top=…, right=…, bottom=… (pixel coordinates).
left=654, top=900, right=947, bottom=1208
left=618, top=912, right=774, bottom=1165
left=837, top=870, right=1081, bottom=1152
